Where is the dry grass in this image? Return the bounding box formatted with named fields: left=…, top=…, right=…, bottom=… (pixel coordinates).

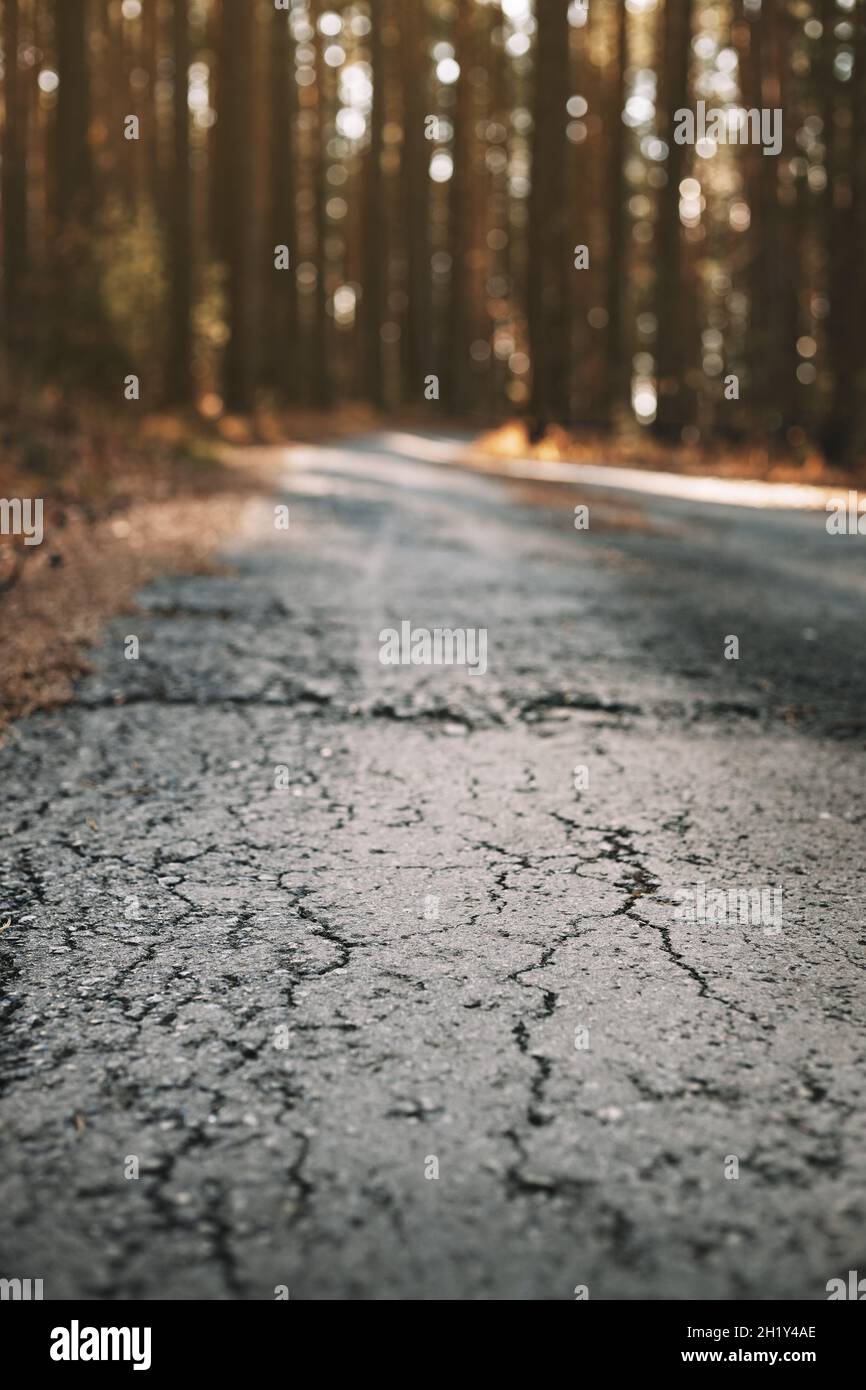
left=478, top=420, right=852, bottom=487
left=0, top=395, right=385, bottom=735
left=0, top=398, right=364, bottom=735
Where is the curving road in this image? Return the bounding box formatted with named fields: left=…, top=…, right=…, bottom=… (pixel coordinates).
left=1, top=432, right=865, bottom=1300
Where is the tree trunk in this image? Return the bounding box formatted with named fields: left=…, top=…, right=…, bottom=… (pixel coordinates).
left=603, top=0, right=628, bottom=424
left=221, top=0, right=255, bottom=413
left=2, top=0, right=28, bottom=359
left=55, top=0, right=92, bottom=228
left=142, top=0, right=162, bottom=215
left=167, top=0, right=192, bottom=403
left=528, top=0, right=571, bottom=427
left=268, top=0, right=297, bottom=399
left=767, top=3, right=799, bottom=443
left=362, top=0, right=385, bottom=407
left=847, top=0, right=866, bottom=464
left=443, top=0, right=475, bottom=413
left=309, top=0, right=332, bottom=408
left=821, top=0, right=855, bottom=462
left=401, top=0, right=430, bottom=404
left=53, top=0, right=102, bottom=377
left=653, top=0, right=695, bottom=439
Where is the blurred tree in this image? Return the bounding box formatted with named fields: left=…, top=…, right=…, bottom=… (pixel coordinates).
left=653, top=0, right=695, bottom=439
left=444, top=0, right=474, bottom=412
left=2, top=0, right=27, bottom=360
left=401, top=0, right=431, bottom=403
left=55, top=0, right=92, bottom=228
left=220, top=0, right=255, bottom=412
left=167, top=0, right=192, bottom=404
left=310, top=0, right=332, bottom=408
left=755, top=0, right=798, bottom=447
left=528, top=0, right=571, bottom=426
left=268, top=0, right=298, bottom=400
left=849, top=0, right=866, bottom=464
left=141, top=0, right=162, bottom=217
left=603, top=0, right=629, bottom=423
left=52, top=0, right=112, bottom=382
left=362, top=0, right=385, bottom=407
left=820, top=0, right=857, bottom=463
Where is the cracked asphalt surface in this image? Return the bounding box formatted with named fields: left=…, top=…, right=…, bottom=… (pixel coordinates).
left=1, top=431, right=865, bottom=1300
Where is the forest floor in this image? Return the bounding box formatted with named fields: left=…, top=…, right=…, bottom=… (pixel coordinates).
left=479, top=420, right=851, bottom=486
left=1, top=429, right=864, bottom=1299
left=0, top=405, right=372, bottom=731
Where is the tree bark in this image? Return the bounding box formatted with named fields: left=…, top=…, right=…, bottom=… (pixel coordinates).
left=820, top=0, right=855, bottom=462
left=167, top=0, right=192, bottom=403
left=2, top=0, right=28, bottom=358
left=142, top=0, right=162, bottom=215
left=221, top=0, right=255, bottom=413
left=267, top=0, right=297, bottom=399
left=55, top=0, right=92, bottom=228
left=401, top=0, right=430, bottom=404
left=847, top=0, right=866, bottom=463
left=309, top=0, right=332, bottom=408
left=443, top=0, right=475, bottom=412
left=653, top=0, right=695, bottom=438
left=528, top=0, right=571, bottom=427
left=362, top=0, right=385, bottom=407
left=603, top=0, right=628, bottom=423
left=53, top=0, right=104, bottom=377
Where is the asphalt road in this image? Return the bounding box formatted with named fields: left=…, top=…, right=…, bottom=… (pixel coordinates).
left=1, top=432, right=865, bottom=1300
